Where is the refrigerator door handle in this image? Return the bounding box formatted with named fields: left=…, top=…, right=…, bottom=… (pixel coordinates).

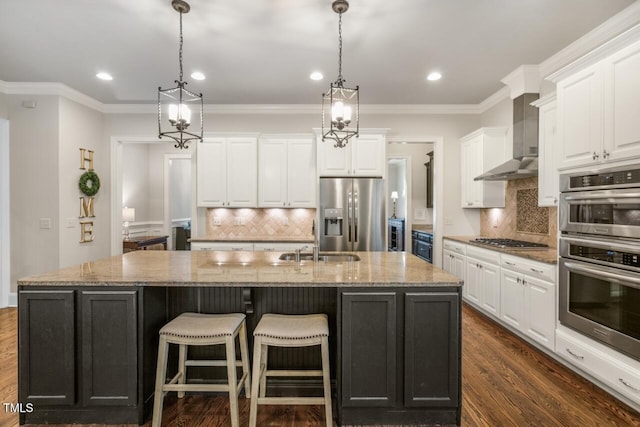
left=354, top=191, right=358, bottom=242
left=347, top=190, right=352, bottom=242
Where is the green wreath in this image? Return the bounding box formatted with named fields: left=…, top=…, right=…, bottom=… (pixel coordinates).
left=79, top=171, right=100, bottom=197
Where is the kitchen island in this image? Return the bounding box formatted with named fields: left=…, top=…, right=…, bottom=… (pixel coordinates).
left=18, top=250, right=463, bottom=426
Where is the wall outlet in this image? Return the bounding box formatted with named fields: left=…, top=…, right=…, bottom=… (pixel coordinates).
left=213, top=217, right=221, bottom=226
left=282, top=217, right=289, bottom=226
left=66, top=217, right=76, bottom=228
left=234, top=217, right=245, bottom=226
left=39, top=218, right=51, bottom=229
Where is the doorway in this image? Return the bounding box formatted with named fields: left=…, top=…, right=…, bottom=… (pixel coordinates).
left=386, top=141, right=434, bottom=253
left=0, top=119, right=10, bottom=307
left=164, top=154, right=192, bottom=250
left=110, top=137, right=196, bottom=255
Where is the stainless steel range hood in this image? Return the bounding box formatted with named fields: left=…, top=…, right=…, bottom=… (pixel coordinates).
left=475, top=93, right=539, bottom=181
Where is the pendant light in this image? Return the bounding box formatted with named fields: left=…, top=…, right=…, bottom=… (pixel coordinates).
left=158, top=0, right=203, bottom=149
left=322, top=0, right=359, bottom=148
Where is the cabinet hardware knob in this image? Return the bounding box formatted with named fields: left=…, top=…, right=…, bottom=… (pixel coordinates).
left=553, top=197, right=558, bottom=204
left=530, top=268, right=544, bottom=274
left=603, top=149, right=609, bottom=159
left=566, top=348, right=584, bottom=360
left=592, top=151, right=599, bottom=160
left=618, top=378, right=640, bottom=393
left=505, top=261, right=516, bottom=266
left=517, top=277, right=521, bottom=284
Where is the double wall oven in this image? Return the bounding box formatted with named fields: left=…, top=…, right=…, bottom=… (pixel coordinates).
left=559, top=166, right=640, bottom=361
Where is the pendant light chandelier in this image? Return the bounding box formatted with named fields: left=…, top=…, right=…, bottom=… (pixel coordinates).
left=322, top=0, right=359, bottom=148
left=158, top=0, right=203, bottom=149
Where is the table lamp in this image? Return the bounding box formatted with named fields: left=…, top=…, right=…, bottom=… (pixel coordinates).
left=391, top=191, right=398, bottom=218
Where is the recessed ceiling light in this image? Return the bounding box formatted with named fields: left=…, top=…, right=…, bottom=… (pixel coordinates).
left=427, top=71, right=442, bottom=81
left=310, top=71, right=324, bottom=81
left=191, top=71, right=206, bottom=81
left=96, top=72, right=113, bottom=81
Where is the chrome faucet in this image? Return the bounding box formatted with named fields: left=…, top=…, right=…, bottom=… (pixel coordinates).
left=295, top=246, right=309, bottom=265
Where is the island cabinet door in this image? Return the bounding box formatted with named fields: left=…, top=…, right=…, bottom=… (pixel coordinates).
left=80, top=290, right=138, bottom=406
left=19, top=290, right=76, bottom=405
left=404, top=292, right=460, bottom=407
left=341, top=292, right=397, bottom=407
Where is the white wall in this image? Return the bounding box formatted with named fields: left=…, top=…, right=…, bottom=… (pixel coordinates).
left=387, top=142, right=434, bottom=224
left=8, top=95, right=60, bottom=293
left=122, top=143, right=150, bottom=220
left=58, top=97, right=109, bottom=268
left=169, top=158, right=191, bottom=221
left=0, top=93, right=8, bottom=118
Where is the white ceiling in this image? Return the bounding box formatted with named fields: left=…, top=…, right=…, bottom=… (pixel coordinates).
left=0, top=0, right=636, bottom=105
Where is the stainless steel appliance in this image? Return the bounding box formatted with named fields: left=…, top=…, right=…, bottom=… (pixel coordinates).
left=471, top=238, right=548, bottom=250
left=559, top=167, right=640, bottom=239
left=319, top=177, right=384, bottom=251
left=413, top=231, right=433, bottom=263
left=559, top=166, right=640, bottom=361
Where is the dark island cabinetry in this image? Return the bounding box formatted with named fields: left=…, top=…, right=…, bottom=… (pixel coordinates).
left=339, top=288, right=461, bottom=425
left=18, top=287, right=166, bottom=424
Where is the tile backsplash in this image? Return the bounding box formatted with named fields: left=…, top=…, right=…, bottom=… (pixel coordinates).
left=480, top=177, right=557, bottom=247
left=205, top=208, right=315, bottom=239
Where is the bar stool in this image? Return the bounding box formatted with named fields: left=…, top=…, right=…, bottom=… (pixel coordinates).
left=152, top=312, right=251, bottom=427
left=249, top=313, right=332, bottom=427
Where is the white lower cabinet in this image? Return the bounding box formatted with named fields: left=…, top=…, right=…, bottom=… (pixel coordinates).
left=556, top=327, right=640, bottom=405
left=191, top=242, right=254, bottom=251
left=500, top=254, right=556, bottom=351
left=465, top=246, right=501, bottom=319
left=253, top=242, right=310, bottom=252
left=192, top=242, right=312, bottom=252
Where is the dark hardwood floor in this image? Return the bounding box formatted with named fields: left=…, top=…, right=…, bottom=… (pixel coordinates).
left=1, top=304, right=638, bottom=427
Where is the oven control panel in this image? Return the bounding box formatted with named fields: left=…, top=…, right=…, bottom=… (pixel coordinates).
left=568, top=168, right=640, bottom=189
left=569, top=245, right=640, bottom=268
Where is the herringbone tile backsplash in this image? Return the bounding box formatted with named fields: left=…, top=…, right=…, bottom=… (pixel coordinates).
left=480, top=177, right=557, bottom=247
left=205, top=208, right=315, bottom=239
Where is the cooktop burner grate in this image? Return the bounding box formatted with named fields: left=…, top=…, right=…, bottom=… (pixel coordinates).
left=471, top=238, right=549, bottom=250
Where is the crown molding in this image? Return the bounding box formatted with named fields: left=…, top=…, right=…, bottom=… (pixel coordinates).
left=0, top=81, right=502, bottom=116
left=0, top=81, right=104, bottom=112
left=477, top=87, right=511, bottom=113
left=500, top=65, right=540, bottom=98
left=530, top=92, right=557, bottom=108
left=541, top=3, right=640, bottom=81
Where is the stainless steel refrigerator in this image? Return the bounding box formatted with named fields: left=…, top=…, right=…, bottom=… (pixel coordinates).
left=319, top=177, right=385, bottom=251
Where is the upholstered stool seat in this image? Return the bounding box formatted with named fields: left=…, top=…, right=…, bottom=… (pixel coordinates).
left=152, top=312, right=251, bottom=427
left=249, top=313, right=332, bottom=427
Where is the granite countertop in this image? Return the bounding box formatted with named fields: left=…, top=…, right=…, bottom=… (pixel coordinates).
left=18, top=251, right=462, bottom=288
left=412, top=225, right=433, bottom=233
left=191, top=235, right=314, bottom=243
left=444, top=236, right=558, bottom=264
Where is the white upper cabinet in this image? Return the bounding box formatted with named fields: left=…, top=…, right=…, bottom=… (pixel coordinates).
left=533, top=95, right=559, bottom=207
left=603, top=40, right=640, bottom=163
left=317, top=133, right=385, bottom=177
left=197, top=136, right=258, bottom=207
left=460, top=127, right=507, bottom=208
left=556, top=38, right=640, bottom=170
left=258, top=137, right=316, bottom=208
left=556, top=64, right=604, bottom=170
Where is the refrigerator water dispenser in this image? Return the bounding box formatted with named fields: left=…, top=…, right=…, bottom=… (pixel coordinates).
left=323, top=208, right=343, bottom=236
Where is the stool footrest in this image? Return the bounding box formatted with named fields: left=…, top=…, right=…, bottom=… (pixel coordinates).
left=185, top=360, right=243, bottom=367
left=265, top=369, right=323, bottom=377
left=258, top=396, right=325, bottom=405
left=163, top=383, right=231, bottom=393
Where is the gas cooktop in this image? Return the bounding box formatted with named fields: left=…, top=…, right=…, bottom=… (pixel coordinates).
left=471, top=238, right=549, bottom=250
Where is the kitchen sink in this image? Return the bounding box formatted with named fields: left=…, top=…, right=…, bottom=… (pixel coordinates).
left=278, top=252, right=361, bottom=262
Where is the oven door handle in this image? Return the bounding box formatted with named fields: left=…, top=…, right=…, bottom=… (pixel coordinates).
left=564, top=261, right=640, bottom=290
left=562, top=191, right=640, bottom=202
left=561, top=235, right=640, bottom=253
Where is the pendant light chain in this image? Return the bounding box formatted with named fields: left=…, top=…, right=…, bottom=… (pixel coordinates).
left=336, top=11, right=344, bottom=86
left=178, top=10, right=184, bottom=82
